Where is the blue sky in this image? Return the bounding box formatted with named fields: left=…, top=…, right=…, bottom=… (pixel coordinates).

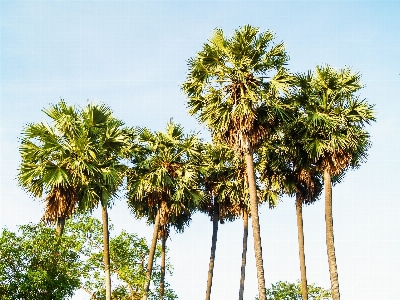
left=1, top=1, right=399, bottom=299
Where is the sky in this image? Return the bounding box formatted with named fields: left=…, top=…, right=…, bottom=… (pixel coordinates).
left=1, top=0, right=399, bottom=299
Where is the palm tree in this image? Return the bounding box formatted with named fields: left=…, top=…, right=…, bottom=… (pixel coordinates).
left=293, top=169, right=322, bottom=300
left=78, top=103, right=130, bottom=300
left=200, top=143, right=279, bottom=300
left=238, top=208, right=249, bottom=300
left=198, top=143, right=245, bottom=300
left=293, top=65, right=375, bottom=300
left=18, top=100, right=82, bottom=235
left=182, top=25, right=291, bottom=300
left=18, top=100, right=131, bottom=300
left=222, top=161, right=256, bottom=300
left=258, top=115, right=324, bottom=300
left=127, top=121, right=203, bottom=300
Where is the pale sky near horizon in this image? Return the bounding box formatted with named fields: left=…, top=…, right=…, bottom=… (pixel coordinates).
left=1, top=1, right=399, bottom=299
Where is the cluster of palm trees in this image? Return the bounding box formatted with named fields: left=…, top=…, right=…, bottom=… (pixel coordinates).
left=181, top=25, right=375, bottom=300
left=17, top=25, right=374, bottom=300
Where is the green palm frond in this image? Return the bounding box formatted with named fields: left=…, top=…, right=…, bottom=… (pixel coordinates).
left=196, top=142, right=265, bottom=221
left=126, top=122, right=203, bottom=232
left=182, top=25, right=291, bottom=153
left=18, top=100, right=130, bottom=224
left=290, top=65, right=375, bottom=176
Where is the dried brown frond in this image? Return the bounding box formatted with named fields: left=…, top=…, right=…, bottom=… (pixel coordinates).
left=154, top=201, right=171, bottom=240
left=296, top=169, right=321, bottom=205
left=41, top=186, right=79, bottom=224
left=157, top=224, right=170, bottom=240
left=159, top=200, right=170, bottom=227
left=319, top=149, right=352, bottom=176
left=146, top=191, right=162, bottom=209
left=215, top=116, right=271, bottom=154
left=223, top=202, right=242, bottom=219
left=163, top=162, right=181, bottom=178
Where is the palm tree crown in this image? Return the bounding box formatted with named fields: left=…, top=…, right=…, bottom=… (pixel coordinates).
left=18, top=100, right=130, bottom=225
left=19, top=100, right=86, bottom=228
left=127, top=121, right=203, bottom=231
left=182, top=24, right=291, bottom=153
left=294, top=65, right=375, bottom=175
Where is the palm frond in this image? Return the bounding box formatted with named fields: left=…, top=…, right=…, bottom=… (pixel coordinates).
left=182, top=25, right=290, bottom=154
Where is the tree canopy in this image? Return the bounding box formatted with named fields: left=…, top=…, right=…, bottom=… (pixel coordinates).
left=0, top=215, right=177, bottom=300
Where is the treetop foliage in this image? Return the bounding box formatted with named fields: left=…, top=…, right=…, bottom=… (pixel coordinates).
left=0, top=215, right=177, bottom=300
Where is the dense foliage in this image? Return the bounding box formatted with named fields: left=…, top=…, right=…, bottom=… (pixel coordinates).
left=255, top=281, right=331, bottom=300
left=0, top=224, right=81, bottom=300
left=0, top=216, right=177, bottom=300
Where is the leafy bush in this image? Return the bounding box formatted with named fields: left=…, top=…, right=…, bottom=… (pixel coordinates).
left=256, top=281, right=332, bottom=300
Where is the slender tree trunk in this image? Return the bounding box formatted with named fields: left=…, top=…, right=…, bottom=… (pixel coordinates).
left=296, top=195, right=308, bottom=300
left=102, top=205, right=112, bottom=300
left=128, top=285, right=135, bottom=300
left=159, top=229, right=166, bottom=300
left=81, top=286, right=97, bottom=299
left=205, top=201, right=219, bottom=300
left=244, top=151, right=266, bottom=300
left=324, top=169, right=340, bottom=300
left=56, top=216, right=66, bottom=236
left=238, top=209, right=249, bottom=300
left=142, top=209, right=161, bottom=300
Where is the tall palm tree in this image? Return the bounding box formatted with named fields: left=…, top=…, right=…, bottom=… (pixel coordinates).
left=200, top=143, right=279, bottom=300
left=18, top=100, right=131, bottom=300
left=213, top=145, right=279, bottom=300
left=213, top=151, right=251, bottom=300
left=127, top=121, right=203, bottom=300
left=18, top=100, right=82, bottom=236
left=198, top=143, right=245, bottom=300
left=225, top=162, right=268, bottom=300
left=182, top=25, right=291, bottom=300
left=294, top=66, right=375, bottom=300
left=258, top=115, right=324, bottom=300
left=238, top=208, right=249, bottom=300
left=78, top=103, right=130, bottom=300
left=292, top=168, right=322, bottom=300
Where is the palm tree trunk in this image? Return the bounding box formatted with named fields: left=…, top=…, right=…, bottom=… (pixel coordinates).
left=128, top=285, right=135, bottom=300
left=56, top=216, right=66, bottom=236
left=159, top=229, right=166, bottom=300
left=238, top=209, right=248, bottom=300
left=102, top=205, right=112, bottom=300
left=142, top=209, right=161, bottom=300
left=205, top=201, right=219, bottom=300
left=324, top=168, right=340, bottom=300
left=296, top=195, right=308, bottom=300
left=244, top=151, right=266, bottom=300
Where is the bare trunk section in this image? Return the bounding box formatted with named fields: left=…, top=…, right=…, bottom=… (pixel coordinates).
left=102, top=206, right=112, bottom=300
left=238, top=209, right=249, bottom=300
left=56, top=216, right=66, bottom=236
left=205, top=201, right=219, bottom=300
left=159, top=229, right=166, bottom=300
left=296, top=195, right=308, bottom=300
left=244, top=151, right=266, bottom=300
left=324, top=169, right=340, bottom=300
left=142, top=209, right=161, bottom=300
